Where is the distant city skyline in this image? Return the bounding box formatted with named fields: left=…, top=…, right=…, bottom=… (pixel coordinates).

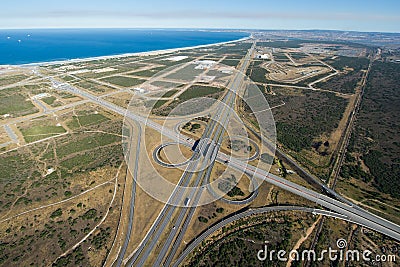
left=1, top=0, right=400, bottom=33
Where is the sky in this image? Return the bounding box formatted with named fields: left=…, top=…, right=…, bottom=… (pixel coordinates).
left=1, top=0, right=400, bottom=32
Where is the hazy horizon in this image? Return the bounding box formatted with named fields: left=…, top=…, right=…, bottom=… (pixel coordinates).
left=0, top=27, right=399, bottom=34
left=2, top=0, right=399, bottom=33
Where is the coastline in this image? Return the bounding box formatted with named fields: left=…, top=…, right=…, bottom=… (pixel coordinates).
left=18, top=35, right=250, bottom=67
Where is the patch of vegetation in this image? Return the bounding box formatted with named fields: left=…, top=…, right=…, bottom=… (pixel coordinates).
left=227, top=186, right=245, bottom=197
left=41, top=96, right=57, bottom=105
left=165, top=65, right=204, bottom=81
left=0, top=74, right=28, bottom=87
left=342, top=61, right=400, bottom=198
left=0, top=152, right=38, bottom=212
left=141, top=56, right=193, bottom=67
left=60, top=153, right=93, bottom=170
left=187, top=212, right=312, bottom=267
left=20, top=125, right=66, bottom=143
left=150, top=89, right=179, bottom=109
left=316, top=56, right=370, bottom=93
left=198, top=216, right=209, bottom=223
left=101, top=76, right=145, bottom=87
left=296, top=71, right=334, bottom=87
left=0, top=89, right=38, bottom=116
left=60, top=75, right=75, bottom=82
left=15, top=197, right=32, bottom=206
left=220, top=59, right=240, bottom=67
left=289, top=52, right=309, bottom=60
left=162, top=89, right=178, bottom=98
left=53, top=245, right=85, bottom=267
left=179, top=85, right=223, bottom=101
left=75, top=81, right=108, bottom=94
left=212, top=42, right=252, bottom=55
left=153, top=85, right=224, bottom=116
left=81, top=208, right=97, bottom=220
left=340, top=161, right=372, bottom=182
left=50, top=208, right=63, bottom=218
left=261, top=89, right=348, bottom=152
left=325, top=56, right=369, bottom=72
left=191, top=123, right=201, bottom=130
left=91, top=227, right=111, bottom=249
left=247, top=64, right=269, bottom=84
left=152, top=99, right=168, bottom=109
left=183, top=122, right=202, bottom=132
left=79, top=113, right=109, bottom=126
left=317, top=72, right=362, bottom=94
left=55, top=132, right=119, bottom=159
left=58, top=91, right=76, bottom=99
left=258, top=40, right=305, bottom=48
left=273, top=52, right=289, bottom=61
left=217, top=174, right=245, bottom=198
left=129, top=66, right=166, bottom=77
left=257, top=39, right=368, bottom=49
left=151, top=81, right=181, bottom=89
left=59, top=143, right=122, bottom=173
left=67, top=113, right=109, bottom=129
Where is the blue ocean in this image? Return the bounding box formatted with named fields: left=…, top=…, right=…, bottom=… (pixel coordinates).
left=0, top=29, right=248, bottom=65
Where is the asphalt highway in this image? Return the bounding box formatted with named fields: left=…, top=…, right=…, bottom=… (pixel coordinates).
left=155, top=42, right=257, bottom=267
left=39, top=46, right=400, bottom=266
left=220, top=153, right=400, bottom=242
left=114, top=120, right=142, bottom=266
left=130, top=62, right=248, bottom=265
left=126, top=70, right=238, bottom=266
left=48, top=71, right=400, bottom=244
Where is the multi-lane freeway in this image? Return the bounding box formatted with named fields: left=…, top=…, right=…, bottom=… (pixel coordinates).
left=126, top=42, right=257, bottom=266
left=39, top=41, right=400, bottom=266
left=218, top=154, right=400, bottom=241
left=156, top=43, right=257, bottom=267
left=113, top=120, right=142, bottom=267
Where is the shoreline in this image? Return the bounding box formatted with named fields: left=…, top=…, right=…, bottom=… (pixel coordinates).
left=14, top=35, right=250, bottom=67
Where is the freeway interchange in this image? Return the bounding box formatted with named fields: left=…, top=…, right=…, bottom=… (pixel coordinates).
left=40, top=41, right=400, bottom=266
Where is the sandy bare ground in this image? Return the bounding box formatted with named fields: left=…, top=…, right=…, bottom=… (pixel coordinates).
left=286, top=216, right=322, bottom=267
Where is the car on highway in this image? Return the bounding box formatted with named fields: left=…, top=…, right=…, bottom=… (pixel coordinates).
left=184, top=197, right=190, bottom=206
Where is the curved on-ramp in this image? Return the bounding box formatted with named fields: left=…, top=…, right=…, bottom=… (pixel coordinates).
left=153, top=142, right=192, bottom=168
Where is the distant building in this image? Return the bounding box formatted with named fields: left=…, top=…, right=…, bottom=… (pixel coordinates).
left=196, top=75, right=215, bottom=83
left=256, top=54, right=270, bottom=59
left=194, top=60, right=216, bottom=70
left=133, top=88, right=146, bottom=93
left=220, top=67, right=233, bottom=74
left=32, top=93, right=51, bottom=100
left=165, top=56, right=189, bottom=62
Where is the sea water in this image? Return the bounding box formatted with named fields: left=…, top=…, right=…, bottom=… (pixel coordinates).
left=0, top=29, right=248, bottom=65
